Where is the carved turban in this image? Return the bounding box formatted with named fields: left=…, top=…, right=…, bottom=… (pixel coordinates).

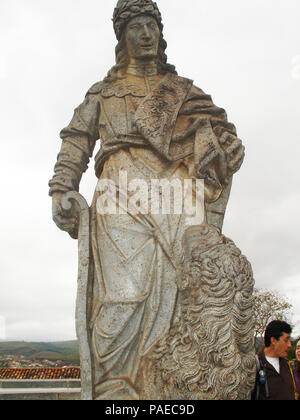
left=113, top=0, right=163, bottom=40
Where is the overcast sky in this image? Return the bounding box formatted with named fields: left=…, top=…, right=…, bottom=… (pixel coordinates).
left=0, top=0, right=300, bottom=342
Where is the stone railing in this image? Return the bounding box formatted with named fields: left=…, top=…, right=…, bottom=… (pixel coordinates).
left=0, top=379, right=81, bottom=400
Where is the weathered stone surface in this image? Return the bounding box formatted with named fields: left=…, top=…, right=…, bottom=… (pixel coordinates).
left=140, top=225, right=256, bottom=400
left=49, top=0, right=255, bottom=400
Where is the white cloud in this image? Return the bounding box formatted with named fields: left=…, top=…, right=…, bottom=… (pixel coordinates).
left=0, top=56, right=8, bottom=80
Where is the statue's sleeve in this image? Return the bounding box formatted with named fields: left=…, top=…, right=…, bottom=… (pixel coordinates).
left=180, top=85, right=239, bottom=148
left=49, top=93, right=100, bottom=195
left=179, top=85, right=244, bottom=181
left=179, top=85, right=245, bottom=229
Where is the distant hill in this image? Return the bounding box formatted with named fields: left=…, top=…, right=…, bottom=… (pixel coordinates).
left=0, top=341, right=79, bottom=364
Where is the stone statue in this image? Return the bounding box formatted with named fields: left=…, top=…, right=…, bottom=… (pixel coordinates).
left=49, top=0, right=256, bottom=400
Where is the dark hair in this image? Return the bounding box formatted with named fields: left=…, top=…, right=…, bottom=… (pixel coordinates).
left=264, top=320, right=292, bottom=347
left=104, top=24, right=177, bottom=83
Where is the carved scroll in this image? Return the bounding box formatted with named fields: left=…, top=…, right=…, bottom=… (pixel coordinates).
left=61, top=192, right=92, bottom=400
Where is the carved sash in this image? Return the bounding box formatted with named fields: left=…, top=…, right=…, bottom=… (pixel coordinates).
left=134, top=73, right=193, bottom=160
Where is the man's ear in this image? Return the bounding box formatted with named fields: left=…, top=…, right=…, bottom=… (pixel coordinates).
left=270, top=336, right=278, bottom=346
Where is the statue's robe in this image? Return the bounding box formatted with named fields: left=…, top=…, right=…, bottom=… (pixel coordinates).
left=49, top=72, right=242, bottom=399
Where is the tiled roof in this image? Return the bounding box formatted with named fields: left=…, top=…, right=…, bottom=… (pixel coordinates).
left=0, top=367, right=81, bottom=380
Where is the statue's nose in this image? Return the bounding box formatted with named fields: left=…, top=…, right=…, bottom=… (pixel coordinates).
left=141, top=24, right=151, bottom=40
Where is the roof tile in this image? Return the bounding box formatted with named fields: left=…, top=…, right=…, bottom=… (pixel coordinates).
left=0, top=367, right=81, bottom=380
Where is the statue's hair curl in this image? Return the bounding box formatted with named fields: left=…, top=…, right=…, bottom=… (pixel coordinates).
left=141, top=226, right=256, bottom=400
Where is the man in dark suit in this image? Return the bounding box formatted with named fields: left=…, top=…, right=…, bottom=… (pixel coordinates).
left=253, top=320, right=295, bottom=400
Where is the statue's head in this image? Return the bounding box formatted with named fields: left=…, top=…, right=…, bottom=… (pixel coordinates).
left=106, top=0, right=176, bottom=81
left=123, top=14, right=161, bottom=63
left=113, top=0, right=163, bottom=42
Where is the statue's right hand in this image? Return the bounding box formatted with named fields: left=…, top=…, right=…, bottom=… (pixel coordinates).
left=52, top=193, right=79, bottom=237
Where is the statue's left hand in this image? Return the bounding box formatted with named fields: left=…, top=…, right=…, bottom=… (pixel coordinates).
left=219, top=133, right=245, bottom=175
left=52, top=192, right=79, bottom=239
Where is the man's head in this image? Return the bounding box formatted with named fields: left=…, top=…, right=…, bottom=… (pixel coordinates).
left=264, top=320, right=292, bottom=358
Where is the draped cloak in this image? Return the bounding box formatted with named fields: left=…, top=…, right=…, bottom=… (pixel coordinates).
left=49, top=72, right=241, bottom=399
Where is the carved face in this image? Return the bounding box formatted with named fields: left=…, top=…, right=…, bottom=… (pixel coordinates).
left=125, top=15, right=160, bottom=61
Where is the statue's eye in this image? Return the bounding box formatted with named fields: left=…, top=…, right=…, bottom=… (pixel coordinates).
left=128, top=24, right=139, bottom=30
